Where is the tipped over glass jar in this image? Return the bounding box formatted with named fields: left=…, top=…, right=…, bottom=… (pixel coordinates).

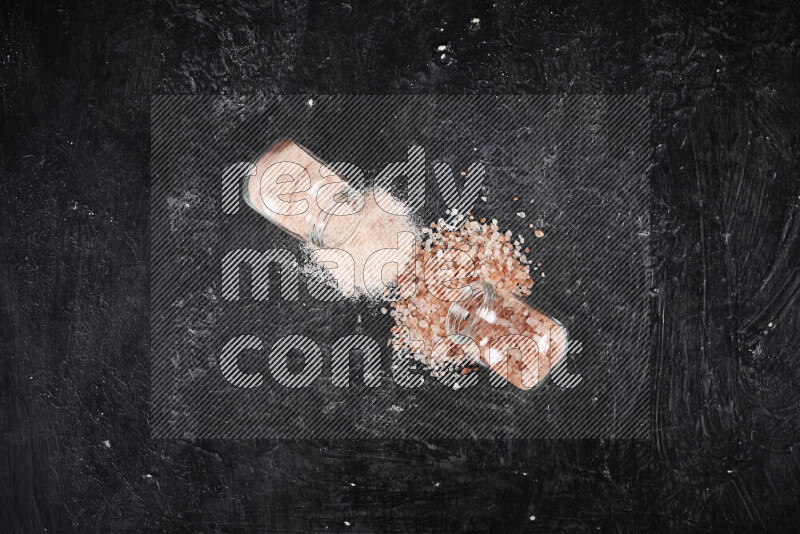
left=241, top=138, right=418, bottom=298
left=242, top=138, right=365, bottom=248
left=445, top=282, right=569, bottom=390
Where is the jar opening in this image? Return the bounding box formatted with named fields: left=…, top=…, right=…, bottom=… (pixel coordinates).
left=445, top=282, right=495, bottom=345
left=310, top=184, right=365, bottom=247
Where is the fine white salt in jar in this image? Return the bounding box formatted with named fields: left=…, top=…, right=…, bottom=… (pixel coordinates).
left=242, top=139, right=418, bottom=298
left=242, top=138, right=365, bottom=248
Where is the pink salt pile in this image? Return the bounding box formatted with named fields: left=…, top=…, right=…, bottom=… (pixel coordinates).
left=388, top=214, right=537, bottom=377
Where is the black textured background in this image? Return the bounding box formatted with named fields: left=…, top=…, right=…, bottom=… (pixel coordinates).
left=1, top=0, right=799, bottom=532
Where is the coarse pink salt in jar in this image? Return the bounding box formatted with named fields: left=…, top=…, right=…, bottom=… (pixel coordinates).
left=445, top=281, right=568, bottom=390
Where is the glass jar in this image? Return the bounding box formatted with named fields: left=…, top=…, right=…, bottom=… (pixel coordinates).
left=445, top=281, right=568, bottom=390
left=242, top=139, right=365, bottom=248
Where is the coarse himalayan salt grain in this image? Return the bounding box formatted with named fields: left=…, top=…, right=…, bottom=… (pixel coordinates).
left=389, top=215, right=541, bottom=378
left=534, top=229, right=545, bottom=238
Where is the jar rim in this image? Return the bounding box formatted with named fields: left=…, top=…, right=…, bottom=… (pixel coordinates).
left=310, top=183, right=365, bottom=247
left=445, top=281, right=495, bottom=345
